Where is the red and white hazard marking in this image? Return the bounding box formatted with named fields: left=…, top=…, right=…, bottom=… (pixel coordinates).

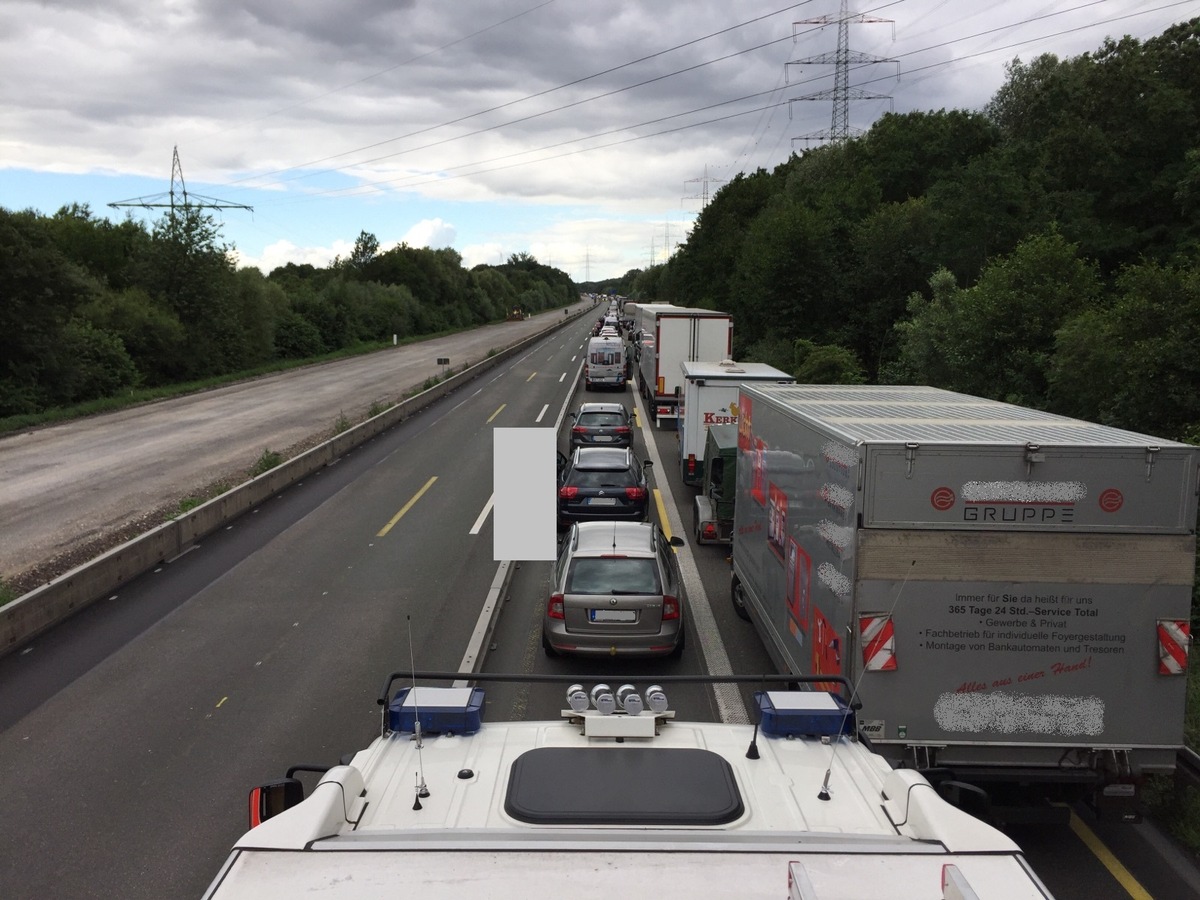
left=1158, top=619, right=1191, bottom=675
left=860, top=614, right=897, bottom=671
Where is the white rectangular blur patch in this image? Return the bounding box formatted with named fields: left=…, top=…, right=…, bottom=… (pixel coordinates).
left=934, top=691, right=1104, bottom=735
left=494, top=428, right=556, bottom=560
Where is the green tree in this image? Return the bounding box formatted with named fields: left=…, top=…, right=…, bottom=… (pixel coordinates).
left=78, top=287, right=186, bottom=385
left=793, top=340, right=866, bottom=384
left=0, top=208, right=99, bottom=415
left=1050, top=261, right=1200, bottom=438
left=891, top=232, right=1100, bottom=407
left=53, top=319, right=139, bottom=404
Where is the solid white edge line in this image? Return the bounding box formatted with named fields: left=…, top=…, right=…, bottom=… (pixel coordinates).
left=630, top=385, right=749, bottom=725
left=469, top=493, right=495, bottom=535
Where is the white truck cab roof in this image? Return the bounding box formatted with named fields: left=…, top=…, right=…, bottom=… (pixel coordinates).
left=203, top=674, right=1052, bottom=899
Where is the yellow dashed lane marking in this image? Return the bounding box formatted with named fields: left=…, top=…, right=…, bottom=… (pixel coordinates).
left=378, top=476, right=438, bottom=537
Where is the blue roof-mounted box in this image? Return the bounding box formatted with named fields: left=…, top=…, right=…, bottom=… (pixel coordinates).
left=755, top=691, right=855, bottom=738
left=388, top=686, right=485, bottom=735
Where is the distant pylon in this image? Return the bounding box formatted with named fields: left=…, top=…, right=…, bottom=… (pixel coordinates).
left=786, top=0, right=898, bottom=146
left=109, top=146, right=253, bottom=214
left=683, top=165, right=724, bottom=209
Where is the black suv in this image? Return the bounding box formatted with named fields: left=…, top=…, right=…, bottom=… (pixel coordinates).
left=569, top=402, right=633, bottom=449
left=557, top=447, right=652, bottom=527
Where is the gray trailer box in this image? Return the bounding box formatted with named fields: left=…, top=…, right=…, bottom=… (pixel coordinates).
left=730, top=384, right=1198, bottom=809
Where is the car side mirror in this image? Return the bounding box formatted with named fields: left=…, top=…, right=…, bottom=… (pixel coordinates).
left=642, top=459, right=654, bottom=469
left=669, top=536, right=686, bottom=548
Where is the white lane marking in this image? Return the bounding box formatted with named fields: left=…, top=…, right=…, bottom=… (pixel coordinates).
left=630, top=387, right=748, bottom=726
left=558, top=373, right=566, bottom=383
left=570, top=355, right=577, bottom=362
left=536, top=404, right=549, bottom=423
left=470, top=494, right=494, bottom=535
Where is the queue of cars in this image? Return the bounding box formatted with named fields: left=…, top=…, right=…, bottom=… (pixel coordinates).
left=544, top=326, right=686, bottom=659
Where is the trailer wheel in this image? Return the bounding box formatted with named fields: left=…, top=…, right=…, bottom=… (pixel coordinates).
left=731, top=575, right=751, bottom=622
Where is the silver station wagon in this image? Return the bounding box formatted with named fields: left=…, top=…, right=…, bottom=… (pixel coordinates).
left=543, top=521, right=686, bottom=658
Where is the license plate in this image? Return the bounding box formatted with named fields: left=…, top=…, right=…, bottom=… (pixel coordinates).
left=592, top=435, right=612, bottom=442
left=590, top=609, right=637, bottom=622
left=586, top=497, right=617, bottom=506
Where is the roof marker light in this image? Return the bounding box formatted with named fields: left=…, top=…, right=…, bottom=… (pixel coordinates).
left=590, top=684, right=616, bottom=715
left=616, top=684, right=644, bottom=715
left=566, top=684, right=589, bottom=713
left=645, top=685, right=668, bottom=714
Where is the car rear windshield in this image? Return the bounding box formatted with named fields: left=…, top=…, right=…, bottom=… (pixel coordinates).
left=566, top=469, right=636, bottom=488
left=577, top=412, right=625, bottom=427
left=589, top=350, right=621, bottom=365
left=567, top=558, right=660, bottom=594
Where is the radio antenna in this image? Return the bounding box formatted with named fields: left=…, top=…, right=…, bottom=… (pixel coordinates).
left=819, top=559, right=915, bottom=801
left=407, top=615, right=430, bottom=808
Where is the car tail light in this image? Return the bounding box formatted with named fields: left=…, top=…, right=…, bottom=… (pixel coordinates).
left=662, top=595, right=680, bottom=620
left=687, top=454, right=696, bottom=475
left=614, top=426, right=631, bottom=434
left=548, top=593, right=565, bottom=619
left=559, top=486, right=579, bottom=499
left=703, top=522, right=718, bottom=539
left=571, top=426, right=587, bottom=434
left=625, top=486, right=646, bottom=500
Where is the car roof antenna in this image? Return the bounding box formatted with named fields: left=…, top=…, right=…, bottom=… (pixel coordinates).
left=612, top=522, right=617, bottom=552
left=407, top=615, right=430, bottom=808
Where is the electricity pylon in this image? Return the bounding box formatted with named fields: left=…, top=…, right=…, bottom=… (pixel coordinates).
left=786, top=0, right=898, bottom=147
left=683, top=165, right=724, bottom=210
left=109, top=146, right=252, bottom=214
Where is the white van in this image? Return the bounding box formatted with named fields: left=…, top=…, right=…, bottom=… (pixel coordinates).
left=584, top=335, right=627, bottom=391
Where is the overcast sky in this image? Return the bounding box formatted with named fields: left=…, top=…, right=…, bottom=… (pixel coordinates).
left=3, top=0, right=1197, bottom=282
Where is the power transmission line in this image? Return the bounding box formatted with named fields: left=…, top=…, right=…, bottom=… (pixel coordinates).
left=249, top=0, right=1191, bottom=206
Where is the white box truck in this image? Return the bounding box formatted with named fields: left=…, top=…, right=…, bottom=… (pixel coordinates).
left=730, top=384, right=1199, bottom=821
left=678, top=359, right=793, bottom=486
left=635, top=305, right=733, bottom=428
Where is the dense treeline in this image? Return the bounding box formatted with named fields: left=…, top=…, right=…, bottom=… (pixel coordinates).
left=639, top=19, right=1200, bottom=444
left=0, top=209, right=575, bottom=419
